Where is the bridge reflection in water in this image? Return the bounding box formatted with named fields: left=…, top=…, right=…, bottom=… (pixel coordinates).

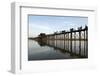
left=28, top=26, right=88, bottom=60
left=38, top=40, right=87, bottom=57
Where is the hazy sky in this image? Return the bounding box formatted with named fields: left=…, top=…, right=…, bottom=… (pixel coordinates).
left=28, top=15, right=88, bottom=37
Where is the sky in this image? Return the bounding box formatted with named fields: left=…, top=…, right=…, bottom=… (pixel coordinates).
left=28, top=15, right=88, bottom=38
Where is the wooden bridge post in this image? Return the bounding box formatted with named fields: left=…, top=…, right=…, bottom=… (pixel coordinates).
left=74, top=32, right=76, bottom=54
left=84, top=30, right=86, bottom=56
left=59, top=34, right=61, bottom=48
left=55, top=34, right=57, bottom=47
left=79, top=31, right=81, bottom=55
left=55, top=34, right=56, bottom=47
left=70, top=28, right=73, bottom=52
left=84, top=30, right=85, bottom=40
left=68, top=33, right=69, bottom=51
left=86, top=26, right=88, bottom=57
left=53, top=34, right=54, bottom=46
left=47, top=35, right=48, bottom=44
left=63, top=31, right=65, bottom=49
left=86, top=28, right=88, bottom=41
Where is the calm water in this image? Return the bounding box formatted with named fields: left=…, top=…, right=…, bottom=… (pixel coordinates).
left=28, top=39, right=88, bottom=61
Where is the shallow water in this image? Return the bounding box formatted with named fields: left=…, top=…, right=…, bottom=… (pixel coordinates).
left=28, top=39, right=88, bottom=61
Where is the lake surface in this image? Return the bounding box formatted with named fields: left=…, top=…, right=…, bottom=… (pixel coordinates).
left=28, top=39, right=88, bottom=61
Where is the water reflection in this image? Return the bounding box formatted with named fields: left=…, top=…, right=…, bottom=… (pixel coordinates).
left=28, top=39, right=88, bottom=61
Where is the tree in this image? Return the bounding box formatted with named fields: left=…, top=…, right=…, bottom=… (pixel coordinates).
left=85, top=25, right=88, bottom=30
left=38, top=33, right=46, bottom=37
left=70, top=28, right=74, bottom=32
left=61, top=30, right=66, bottom=33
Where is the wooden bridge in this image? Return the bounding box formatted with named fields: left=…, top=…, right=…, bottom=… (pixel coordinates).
left=37, top=25, right=88, bottom=41
left=29, top=25, right=88, bottom=58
